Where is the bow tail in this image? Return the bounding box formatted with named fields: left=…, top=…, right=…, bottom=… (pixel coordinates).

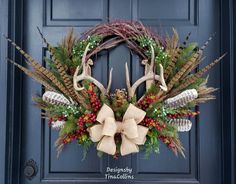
left=120, top=135, right=139, bottom=156
left=88, top=124, right=104, bottom=142
left=97, top=136, right=116, bottom=155
left=130, top=125, right=149, bottom=145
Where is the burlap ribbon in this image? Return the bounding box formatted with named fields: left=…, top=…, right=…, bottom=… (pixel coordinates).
left=89, top=104, right=148, bottom=156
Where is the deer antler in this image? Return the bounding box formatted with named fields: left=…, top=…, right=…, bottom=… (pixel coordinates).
left=125, top=45, right=167, bottom=98
left=141, top=59, right=153, bottom=90
left=73, top=43, right=113, bottom=95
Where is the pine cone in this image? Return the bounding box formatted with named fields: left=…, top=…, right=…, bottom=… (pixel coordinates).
left=113, top=89, right=128, bottom=107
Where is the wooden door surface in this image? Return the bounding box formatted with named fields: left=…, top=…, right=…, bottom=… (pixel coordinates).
left=18, top=0, right=222, bottom=183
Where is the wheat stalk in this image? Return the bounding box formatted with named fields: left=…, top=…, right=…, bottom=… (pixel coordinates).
left=62, top=28, right=76, bottom=56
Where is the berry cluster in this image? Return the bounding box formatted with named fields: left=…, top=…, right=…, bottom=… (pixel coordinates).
left=167, top=111, right=200, bottom=119
left=48, top=115, right=66, bottom=127
left=142, top=117, right=166, bottom=132
left=62, top=132, right=81, bottom=144
left=159, top=136, right=177, bottom=154
left=77, top=113, right=97, bottom=134
left=87, top=84, right=101, bottom=112
left=62, top=113, right=97, bottom=145
left=138, top=94, right=157, bottom=110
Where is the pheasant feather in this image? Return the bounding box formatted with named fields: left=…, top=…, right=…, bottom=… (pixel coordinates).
left=169, top=119, right=192, bottom=132
left=171, top=54, right=226, bottom=94
left=165, top=89, right=198, bottom=108
left=7, top=59, right=56, bottom=91
left=36, top=28, right=87, bottom=105
left=42, top=91, right=73, bottom=106
left=4, top=36, right=71, bottom=97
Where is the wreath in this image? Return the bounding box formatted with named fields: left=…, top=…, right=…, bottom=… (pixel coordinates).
left=6, top=21, right=225, bottom=159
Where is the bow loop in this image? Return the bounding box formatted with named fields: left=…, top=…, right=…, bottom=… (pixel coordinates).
left=121, top=119, right=138, bottom=139
left=97, top=136, right=116, bottom=155
left=89, top=104, right=148, bottom=156
left=96, top=104, right=114, bottom=123
left=89, top=124, right=103, bottom=142
left=102, top=117, right=117, bottom=136
left=123, top=104, right=146, bottom=124
left=120, top=135, right=139, bottom=156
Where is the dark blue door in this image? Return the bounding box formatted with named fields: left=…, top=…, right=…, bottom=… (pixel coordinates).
left=19, top=0, right=222, bottom=183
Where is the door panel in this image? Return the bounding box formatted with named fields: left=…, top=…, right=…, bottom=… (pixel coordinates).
left=20, top=0, right=221, bottom=183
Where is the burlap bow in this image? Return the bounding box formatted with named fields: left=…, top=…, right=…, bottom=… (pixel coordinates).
left=89, top=104, right=148, bottom=156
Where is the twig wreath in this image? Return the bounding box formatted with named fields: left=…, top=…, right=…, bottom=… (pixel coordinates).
left=5, top=21, right=225, bottom=159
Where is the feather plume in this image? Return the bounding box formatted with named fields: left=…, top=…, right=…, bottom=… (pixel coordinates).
left=164, top=35, right=216, bottom=94
left=181, top=50, right=203, bottom=80
left=169, top=119, right=192, bottom=132
left=170, top=54, right=226, bottom=94
left=165, top=89, right=198, bottom=108
left=36, top=28, right=88, bottom=106
left=164, top=31, right=191, bottom=79
left=4, top=36, right=71, bottom=97
left=7, top=59, right=56, bottom=91
left=195, top=53, right=226, bottom=78
left=42, top=91, right=73, bottom=106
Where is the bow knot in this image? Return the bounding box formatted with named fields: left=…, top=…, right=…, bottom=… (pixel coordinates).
left=89, top=104, right=148, bottom=156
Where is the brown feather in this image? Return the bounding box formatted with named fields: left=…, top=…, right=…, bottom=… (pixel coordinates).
left=159, top=35, right=217, bottom=99
left=37, top=28, right=89, bottom=108
left=166, top=51, right=200, bottom=92
left=164, top=31, right=191, bottom=80
left=5, top=35, right=73, bottom=98
left=7, top=59, right=56, bottom=91
left=171, top=54, right=226, bottom=94
left=195, top=53, right=226, bottom=78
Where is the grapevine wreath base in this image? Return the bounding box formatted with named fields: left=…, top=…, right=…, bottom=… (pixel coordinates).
left=5, top=21, right=225, bottom=159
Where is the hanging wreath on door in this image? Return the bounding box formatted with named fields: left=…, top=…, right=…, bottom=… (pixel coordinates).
left=5, top=21, right=225, bottom=159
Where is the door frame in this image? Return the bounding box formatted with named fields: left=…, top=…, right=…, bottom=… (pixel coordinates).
left=0, top=0, right=235, bottom=183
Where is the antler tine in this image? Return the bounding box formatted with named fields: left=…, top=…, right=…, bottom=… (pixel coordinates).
left=159, top=64, right=167, bottom=91
left=125, top=62, right=132, bottom=95
left=150, top=45, right=155, bottom=69
left=73, top=66, right=84, bottom=91
left=125, top=45, right=167, bottom=98
left=73, top=43, right=91, bottom=91
left=82, top=43, right=90, bottom=64
left=107, top=68, right=113, bottom=94
left=73, top=43, right=112, bottom=95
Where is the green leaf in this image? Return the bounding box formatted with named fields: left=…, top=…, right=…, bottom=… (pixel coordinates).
left=59, top=116, right=77, bottom=136
left=81, top=139, right=92, bottom=160
left=184, top=77, right=205, bottom=90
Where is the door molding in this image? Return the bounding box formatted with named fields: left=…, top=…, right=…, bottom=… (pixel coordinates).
left=0, top=0, right=24, bottom=184
left=0, top=0, right=235, bottom=183
left=220, top=0, right=236, bottom=183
